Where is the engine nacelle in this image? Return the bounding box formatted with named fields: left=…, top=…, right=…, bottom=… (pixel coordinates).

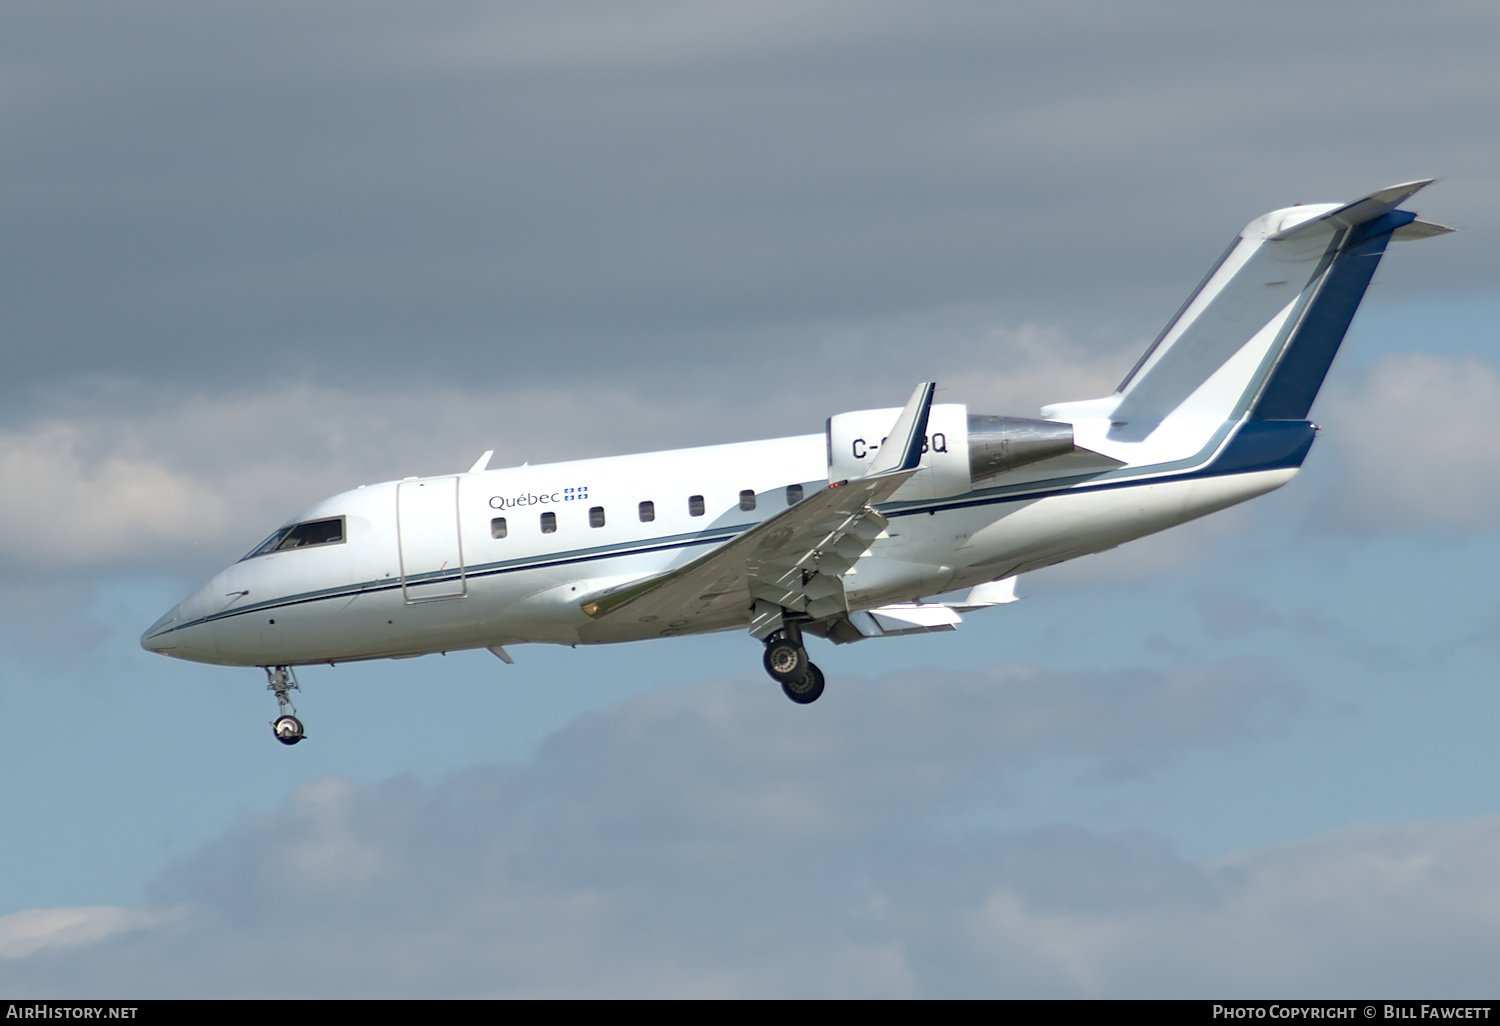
left=826, top=404, right=1075, bottom=499
left=966, top=415, right=1075, bottom=489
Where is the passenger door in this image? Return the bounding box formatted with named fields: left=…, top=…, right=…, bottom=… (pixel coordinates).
left=397, top=477, right=467, bottom=602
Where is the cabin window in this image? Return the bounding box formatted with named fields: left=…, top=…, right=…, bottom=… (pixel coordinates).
left=589, top=506, right=605, bottom=528
left=740, top=490, right=756, bottom=511
left=688, top=495, right=705, bottom=517
left=540, top=511, right=557, bottom=534
left=490, top=517, right=508, bottom=539
left=638, top=500, right=655, bottom=522
left=242, top=516, right=346, bottom=560
left=786, top=484, right=803, bottom=505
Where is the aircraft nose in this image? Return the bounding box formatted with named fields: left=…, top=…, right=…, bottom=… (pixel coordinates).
left=140, top=604, right=182, bottom=654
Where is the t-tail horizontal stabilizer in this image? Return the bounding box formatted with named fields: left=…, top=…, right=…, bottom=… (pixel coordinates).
left=846, top=577, right=1021, bottom=640
left=1267, top=179, right=1434, bottom=240
left=1043, top=179, right=1451, bottom=447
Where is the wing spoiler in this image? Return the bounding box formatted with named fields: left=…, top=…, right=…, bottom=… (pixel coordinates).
left=578, top=383, right=937, bottom=628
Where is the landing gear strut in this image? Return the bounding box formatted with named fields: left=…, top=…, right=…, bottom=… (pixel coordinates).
left=762, top=620, right=825, bottom=705
left=265, top=666, right=306, bottom=745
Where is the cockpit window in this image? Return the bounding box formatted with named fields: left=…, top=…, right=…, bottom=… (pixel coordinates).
left=242, top=517, right=346, bottom=560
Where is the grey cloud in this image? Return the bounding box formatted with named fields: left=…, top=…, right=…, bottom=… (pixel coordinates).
left=1316, top=353, right=1500, bottom=530
left=0, top=322, right=1121, bottom=579
left=0, top=661, right=1320, bottom=997
left=4, top=655, right=1495, bottom=998
left=10, top=666, right=1500, bottom=997
left=4, top=4, right=1496, bottom=993
left=0, top=1, right=1491, bottom=405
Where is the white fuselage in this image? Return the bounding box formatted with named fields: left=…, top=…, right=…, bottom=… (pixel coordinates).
left=141, top=426, right=1296, bottom=667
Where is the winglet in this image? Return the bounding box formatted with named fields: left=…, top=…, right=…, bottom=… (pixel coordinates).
left=468, top=450, right=495, bottom=474
left=865, top=382, right=936, bottom=476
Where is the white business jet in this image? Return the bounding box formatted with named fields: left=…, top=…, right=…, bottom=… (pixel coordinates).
left=143, top=182, right=1451, bottom=744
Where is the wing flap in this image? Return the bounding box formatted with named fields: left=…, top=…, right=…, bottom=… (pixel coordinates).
left=578, top=383, right=937, bottom=635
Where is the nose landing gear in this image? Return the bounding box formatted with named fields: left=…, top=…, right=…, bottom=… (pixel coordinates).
left=273, top=714, right=305, bottom=744
left=265, top=666, right=306, bottom=745
left=762, top=621, right=825, bottom=705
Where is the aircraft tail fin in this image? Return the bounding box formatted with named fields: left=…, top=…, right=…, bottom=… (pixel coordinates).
left=1044, top=181, right=1446, bottom=440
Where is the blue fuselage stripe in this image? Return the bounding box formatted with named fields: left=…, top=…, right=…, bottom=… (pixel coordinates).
left=152, top=419, right=1315, bottom=638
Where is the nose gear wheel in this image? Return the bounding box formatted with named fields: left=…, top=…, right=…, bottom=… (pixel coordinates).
left=264, top=666, right=307, bottom=746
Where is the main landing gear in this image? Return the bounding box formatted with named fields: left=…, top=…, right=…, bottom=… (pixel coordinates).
left=265, top=666, right=306, bottom=745
left=762, top=622, right=825, bottom=705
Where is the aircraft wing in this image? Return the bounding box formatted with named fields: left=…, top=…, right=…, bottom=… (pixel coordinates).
left=577, top=383, right=935, bottom=637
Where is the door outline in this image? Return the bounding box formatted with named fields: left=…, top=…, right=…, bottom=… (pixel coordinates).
left=397, top=477, right=467, bottom=603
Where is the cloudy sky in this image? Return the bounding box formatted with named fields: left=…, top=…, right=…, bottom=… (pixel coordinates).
left=2, top=0, right=1499, bottom=997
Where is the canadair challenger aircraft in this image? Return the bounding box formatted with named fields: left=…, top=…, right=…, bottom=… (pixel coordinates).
left=143, top=181, right=1450, bottom=744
